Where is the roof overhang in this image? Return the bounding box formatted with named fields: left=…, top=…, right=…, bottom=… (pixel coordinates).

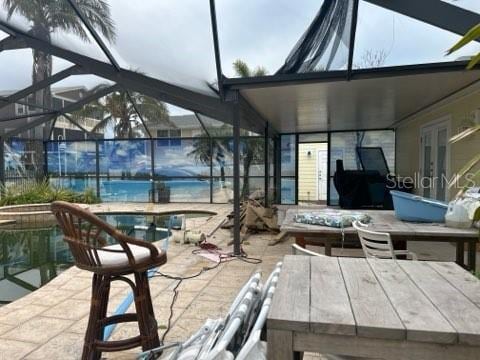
left=224, top=62, right=480, bottom=133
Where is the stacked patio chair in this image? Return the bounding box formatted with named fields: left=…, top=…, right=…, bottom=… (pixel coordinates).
left=353, top=221, right=417, bottom=260
left=138, top=263, right=283, bottom=360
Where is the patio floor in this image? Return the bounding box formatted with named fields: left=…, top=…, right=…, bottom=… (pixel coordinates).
left=0, top=203, right=292, bottom=359
left=0, top=204, right=476, bottom=359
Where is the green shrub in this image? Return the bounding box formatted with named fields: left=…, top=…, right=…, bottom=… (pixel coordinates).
left=0, top=180, right=100, bottom=206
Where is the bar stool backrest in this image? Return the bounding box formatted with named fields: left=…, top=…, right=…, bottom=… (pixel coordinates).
left=51, top=201, right=159, bottom=272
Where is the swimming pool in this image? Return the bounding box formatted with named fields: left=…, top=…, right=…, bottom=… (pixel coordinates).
left=0, top=212, right=209, bottom=305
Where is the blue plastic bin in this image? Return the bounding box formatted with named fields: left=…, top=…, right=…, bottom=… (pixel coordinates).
left=390, top=190, right=448, bottom=223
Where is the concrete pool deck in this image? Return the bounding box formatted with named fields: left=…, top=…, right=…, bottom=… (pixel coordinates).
left=0, top=203, right=477, bottom=359
left=0, top=203, right=294, bottom=359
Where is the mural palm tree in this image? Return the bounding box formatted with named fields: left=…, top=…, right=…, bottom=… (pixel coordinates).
left=189, top=125, right=230, bottom=187
left=189, top=60, right=267, bottom=200
left=73, top=89, right=171, bottom=138
left=3, top=0, right=116, bottom=109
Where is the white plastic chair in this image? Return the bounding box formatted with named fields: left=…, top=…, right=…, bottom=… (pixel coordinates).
left=202, top=277, right=262, bottom=360
left=260, top=262, right=282, bottom=302
left=235, top=295, right=272, bottom=360
left=236, top=265, right=283, bottom=360
left=353, top=221, right=417, bottom=260
left=291, top=243, right=326, bottom=257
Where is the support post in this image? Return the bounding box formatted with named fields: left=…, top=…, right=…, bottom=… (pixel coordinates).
left=209, top=0, right=224, bottom=99
left=150, top=139, right=155, bottom=203
left=274, top=136, right=281, bottom=204
left=43, top=140, right=49, bottom=182
left=295, top=134, right=299, bottom=205
left=347, top=0, right=359, bottom=80
left=95, top=141, right=100, bottom=199
left=210, top=137, right=214, bottom=204
left=0, top=137, right=5, bottom=191
left=231, top=95, right=242, bottom=256
left=264, top=123, right=269, bottom=207
left=327, top=132, right=332, bottom=206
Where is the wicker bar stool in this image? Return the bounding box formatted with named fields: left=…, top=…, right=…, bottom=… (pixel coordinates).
left=51, top=201, right=167, bottom=360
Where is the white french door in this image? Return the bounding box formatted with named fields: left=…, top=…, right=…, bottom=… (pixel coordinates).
left=420, top=119, right=450, bottom=201
left=317, top=149, right=328, bottom=201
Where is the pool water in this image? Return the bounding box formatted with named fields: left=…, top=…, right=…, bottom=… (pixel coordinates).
left=0, top=213, right=208, bottom=305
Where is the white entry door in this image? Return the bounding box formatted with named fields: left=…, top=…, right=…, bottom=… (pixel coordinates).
left=317, top=149, right=328, bottom=201
left=420, top=119, right=450, bottom=201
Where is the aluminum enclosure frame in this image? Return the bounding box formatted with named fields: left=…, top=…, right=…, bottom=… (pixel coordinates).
left=0, top=0, right=479, bottom=257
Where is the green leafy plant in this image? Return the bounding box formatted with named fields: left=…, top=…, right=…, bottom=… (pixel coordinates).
left=0, top=180, right=100, bottom=206
left=447, top=24, right=480, bottom=69
left=447, top=28, right=480, bottom=193
left=449, top=30, right=480, bottom=273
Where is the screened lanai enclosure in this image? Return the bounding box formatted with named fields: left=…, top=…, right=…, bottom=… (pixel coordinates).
left=1, top=0, right=480, bottom=253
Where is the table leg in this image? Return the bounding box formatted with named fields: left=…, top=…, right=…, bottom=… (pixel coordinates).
left=324, top=240, right=332, bottom=256
left=456, top=241, right=465, bottom=269
left=267, top=329, right=296, bottom=360
left=393, top=240, right=407, bottom=260
left=296, top=235, right=306, bottom=248
left=467, top=240, right=477, bottom=272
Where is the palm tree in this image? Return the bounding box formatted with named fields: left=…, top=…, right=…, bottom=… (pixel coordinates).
left=3, top=0, right=116, bottom=109
left=73, top=89, right=171, bottom=138
left=189, top=60, right=268, bottom=200
left=232, top=59, right=268, bottom=77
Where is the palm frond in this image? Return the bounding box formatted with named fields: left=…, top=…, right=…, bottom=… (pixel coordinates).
left=449, top=153, right=480, bottom=188
left=75, top=0, right=116, bottom=42
left=233, top=59, right=251, bottom=77
left=473, top=199, right=480, bottom=222
left=447, top=23, right=480, bottom=55
left=467, top=51, right=480, bottom=70
left=50, top=4, right=90, bottom=41
left=90, top=115, right=112, bottom=133
left=253, top=66, right=268, bottom=76
left=449, top=124, right=480, bottom=144
left=131, top=94, right=173, bottom=128
left=3, top=0, right=116, bottom=43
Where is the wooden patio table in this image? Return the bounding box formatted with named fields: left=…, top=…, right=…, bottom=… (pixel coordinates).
left=280, top=208, right=479, bottom=270
left=267, top=255, right=480, bottom=360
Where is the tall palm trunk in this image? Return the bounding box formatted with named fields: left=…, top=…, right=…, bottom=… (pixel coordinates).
left=32, top=49, right=53, bottom=109
left=31, top=24, right=53, bottom=110
left=30, top=24, right=52, bottom=179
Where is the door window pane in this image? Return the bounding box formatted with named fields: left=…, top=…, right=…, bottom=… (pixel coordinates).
left=422, top=132, right=432, bottom=198
left=436, top=128, right=447, bottom=201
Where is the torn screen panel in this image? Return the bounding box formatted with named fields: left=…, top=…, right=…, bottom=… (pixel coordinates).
left=278, top=0, right=354, bottom=73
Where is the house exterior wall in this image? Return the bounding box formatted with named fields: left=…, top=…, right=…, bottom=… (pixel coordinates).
left=396, top=86, right=480, bottom=199
left=298, top=142, right=328, bottom=201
